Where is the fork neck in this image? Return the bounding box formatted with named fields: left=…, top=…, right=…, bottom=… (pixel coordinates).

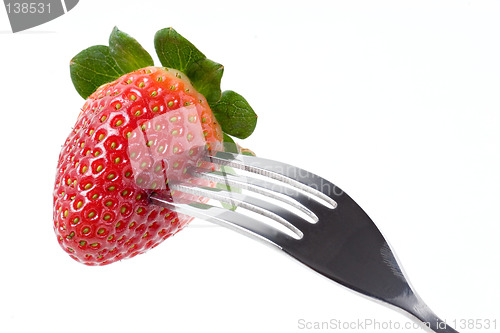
left=391, top=292, right=458, bottom=333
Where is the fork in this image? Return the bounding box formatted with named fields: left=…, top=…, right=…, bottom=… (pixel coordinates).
left=150, top=151, right=459, bottom=333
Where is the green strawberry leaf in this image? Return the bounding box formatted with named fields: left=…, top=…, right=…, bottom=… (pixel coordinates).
left=241, top=150, right=256, bottom=156
left=186, top=58, right=224, bottom=105
left=223, top=133, right=239, bottom=154
left=212, top=90, right=258, bottom=139
left=154, top=27, right=206, bottom=72
left=154, top=28, right=224, bottom=105
left=109, top=27, right=154, bottom=73
left=70, top=45, right=125, bottom=99
left=70, top=27, right=153, bottom=99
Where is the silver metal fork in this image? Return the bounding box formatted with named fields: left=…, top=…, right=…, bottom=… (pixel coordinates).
left=150, top=151, right=459, bottom=333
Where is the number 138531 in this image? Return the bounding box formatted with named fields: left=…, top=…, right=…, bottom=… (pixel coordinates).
left=6, top=2, right=51, bottom=14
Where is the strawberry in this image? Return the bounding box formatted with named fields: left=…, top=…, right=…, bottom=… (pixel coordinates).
left=54, top=28, right=257, bottom=265
left=54, top=66, right=223, bottom=265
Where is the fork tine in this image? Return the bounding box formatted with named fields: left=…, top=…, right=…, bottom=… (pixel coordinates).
left=169, top=183, right=311, bottom=238
left=207, top=151, right=340, bottom=208
left=149, top=193, right=294, bottom=248
left=189, top=167, right=321, bottom=222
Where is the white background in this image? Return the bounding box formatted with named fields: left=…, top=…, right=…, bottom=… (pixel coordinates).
left=1, top=1, right=499, bottom=332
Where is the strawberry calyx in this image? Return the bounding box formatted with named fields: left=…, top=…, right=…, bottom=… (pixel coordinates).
left=70, top=27, right=257, bottom=146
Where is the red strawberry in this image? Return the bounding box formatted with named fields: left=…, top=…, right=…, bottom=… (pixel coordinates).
left=53, top=66, right=223, bottom=265
left=54, top=27, right=257, bottom=265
